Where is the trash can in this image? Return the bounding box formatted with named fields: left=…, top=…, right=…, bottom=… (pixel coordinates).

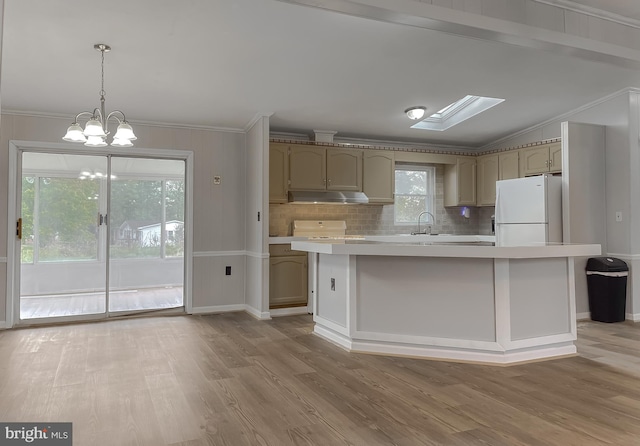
left=586, top=257, right=628, bottom=323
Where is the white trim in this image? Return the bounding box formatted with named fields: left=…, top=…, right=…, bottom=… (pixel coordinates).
left=627, top=313, right=640, bottom=322
left=605, top=253, right=640, bottom=260
left=480, top=88, right=640, bottom=152
left=244, top=305, right=272, bottom=320
left=184, top=152, right=194, bottom=314
left=269, top=307, right=310, bottom=317
left=314, top=324, right=353, bottom=351
left=313, top=327, right=577, bottom=364
left=494, top=258, right=511, bottom=347
left=246, top=251, right=270, bottom=259
left=2, top=111, right=247, bottom=134
left=531, top=0, right=640, bottom=29
left=353, top=330, right=503, bottom=351
left=243, top=112, right=273, bottom=132
left=192, top=250, right=247, bottom=257
left=314, top=315, right=349, bottom=336
left=189, top=304, right=246, bottom=315
left=503, top=332, right=575, bottom=350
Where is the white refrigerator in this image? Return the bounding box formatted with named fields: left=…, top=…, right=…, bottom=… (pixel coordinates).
left=495, top=174, right=562, bottom=246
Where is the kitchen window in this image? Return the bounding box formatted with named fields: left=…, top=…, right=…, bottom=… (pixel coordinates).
left=394, top=165, right=436, bottom=225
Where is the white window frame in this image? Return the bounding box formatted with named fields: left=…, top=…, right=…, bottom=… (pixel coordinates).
left=394, top=164, right=436, bottom=226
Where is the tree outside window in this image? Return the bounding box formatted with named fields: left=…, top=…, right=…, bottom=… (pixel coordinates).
left=394, top=165, right=435, bottom=225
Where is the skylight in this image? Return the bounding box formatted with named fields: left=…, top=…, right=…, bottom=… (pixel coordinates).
left=411, top=95, right=505, bottom=131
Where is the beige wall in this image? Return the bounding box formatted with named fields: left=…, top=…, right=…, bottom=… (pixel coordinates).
left=0, top=114, right=247, bottom=324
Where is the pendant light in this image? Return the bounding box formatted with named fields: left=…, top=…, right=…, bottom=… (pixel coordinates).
left=63, top=44, right=137, bottom=147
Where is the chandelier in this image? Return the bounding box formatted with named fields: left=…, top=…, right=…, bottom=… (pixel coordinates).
left=63, top=44, right=137, bottom=147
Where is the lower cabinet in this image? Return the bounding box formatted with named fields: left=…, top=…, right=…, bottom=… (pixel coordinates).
left=269, top=244, right=308, bottom=308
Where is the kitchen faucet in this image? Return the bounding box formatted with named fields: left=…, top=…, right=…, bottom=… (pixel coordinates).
left=412, top=211, right=435, bottom=235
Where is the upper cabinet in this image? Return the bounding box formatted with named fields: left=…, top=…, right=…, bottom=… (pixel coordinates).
left=325, top=148, right=363, bottom=191
left=476, top=154, right=498, bottom=207
left=522, top=142, right=562, bottom=176
left=498, top=151, right=519, bottom=180
left=363, top=150, right=395, bottom=204
left=281, top=144, right=363, bottom=192
left=444, top=157, right=476, bottom=207
left=269, top=143, right=289, bottom=203
left=289, top=145, right=327, bottom=190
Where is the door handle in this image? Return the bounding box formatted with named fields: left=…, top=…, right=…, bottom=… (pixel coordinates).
left=16, top=218, right=22, bottom=240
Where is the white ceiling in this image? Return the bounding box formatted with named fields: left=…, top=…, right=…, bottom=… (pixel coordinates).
left=2, top=0, right=640, bottom=149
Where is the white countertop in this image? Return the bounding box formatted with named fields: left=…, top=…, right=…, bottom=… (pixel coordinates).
left=291, top=239, right=601, bottom=259
left=269, top=234, right=495, bottom=244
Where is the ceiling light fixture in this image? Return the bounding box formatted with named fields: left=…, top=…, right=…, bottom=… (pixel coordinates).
left=63, top=44, right=137, bottom=147
left=405, top=106, right=426, bottom=120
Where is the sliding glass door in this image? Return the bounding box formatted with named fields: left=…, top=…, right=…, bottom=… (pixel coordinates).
left=108, top=157, right=185, bottom=313
left=18, top=152, right=185, bottom=322
left=20, top=153, right=108, bottom=319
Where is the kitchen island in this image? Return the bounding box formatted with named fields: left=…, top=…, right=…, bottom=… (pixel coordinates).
left=290, top=238, right=600, bottom=365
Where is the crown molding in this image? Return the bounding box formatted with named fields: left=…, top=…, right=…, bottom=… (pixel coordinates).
left=1, top=110, right=247, bottom=134
left=478, top=87, right=640, bottom=153
left=531, top=0, right=640, bottom=30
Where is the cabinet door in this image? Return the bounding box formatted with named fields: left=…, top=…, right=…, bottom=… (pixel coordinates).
left=269, top=144, right=289, bottom=203
left=326, top=148, right=362, bottom=191
left=458, top=158, right=476, bottom=205
left=363, top=151, right=394, bottom=203
left=498, top=151, right=520, bottom=180
left=269, top=256, right=308, bottom=308
left=289, top=146, right=326, bottom=190
left=477, top=155, right=498, bottom=206
left=522, top=146, right=550, bottom=176
left=549, top=143, right=562, bottom=173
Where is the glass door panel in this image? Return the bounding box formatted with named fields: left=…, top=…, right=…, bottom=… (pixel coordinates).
left=108, top=157, right=185, bottom=313
left=20, top=153, right=108, bottom=320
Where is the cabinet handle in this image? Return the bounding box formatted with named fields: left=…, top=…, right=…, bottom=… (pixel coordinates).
left=328, top=179, right=331, bottom=185
left=545, top=160, right=549, bottom=167
left=549, top=159, right=553, bottom=167
left=323, top=178, right=326, bottom=184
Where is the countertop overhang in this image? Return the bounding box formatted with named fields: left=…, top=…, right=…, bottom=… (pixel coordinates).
left=291, top=239, right=601, bottom=259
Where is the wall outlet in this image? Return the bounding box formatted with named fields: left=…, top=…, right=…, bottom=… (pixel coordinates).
left=225, top=266, right=231, bottom=275
left=213, top=175, right=221, bottom=185
left=616, top=211, right=623, bottom=222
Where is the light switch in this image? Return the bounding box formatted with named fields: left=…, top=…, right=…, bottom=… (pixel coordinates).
left=615, top=211, right=622, bottom=222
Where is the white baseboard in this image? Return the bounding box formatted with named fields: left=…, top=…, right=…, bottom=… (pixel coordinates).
left=269, top=307, right=311, bottom=317
left=314, top=324, right=576, bottom=365
left=189, top=304, right=246, bottom=315
left=626, top=312, right=640, bottom=322
left=243, top=305, right=272, bottom=320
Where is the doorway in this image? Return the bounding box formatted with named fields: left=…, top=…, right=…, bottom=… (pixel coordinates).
left=16, top=149, right=187, bottom=323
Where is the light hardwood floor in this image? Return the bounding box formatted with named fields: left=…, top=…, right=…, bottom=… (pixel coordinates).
left=1, top=313, right=639, bottom=445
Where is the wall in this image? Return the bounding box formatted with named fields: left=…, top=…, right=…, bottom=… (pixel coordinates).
left=270, top=164, right=492, bottom=236
left=244, top=115, right=270, bottom=319
left=0, top=114, right=247, bottom=325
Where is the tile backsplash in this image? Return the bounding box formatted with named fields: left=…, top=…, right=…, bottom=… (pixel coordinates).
left=269, top=164, right=496, bottom=236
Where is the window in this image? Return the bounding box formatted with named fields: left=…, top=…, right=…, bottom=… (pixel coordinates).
left=394, top=165, right=435, bottom=225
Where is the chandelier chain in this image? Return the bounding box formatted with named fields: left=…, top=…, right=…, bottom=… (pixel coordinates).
left=100, top=48, right=106, bottom=98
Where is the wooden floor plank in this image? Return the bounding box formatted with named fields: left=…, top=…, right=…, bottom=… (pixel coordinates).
left=1, top=314, right=640, bottom=445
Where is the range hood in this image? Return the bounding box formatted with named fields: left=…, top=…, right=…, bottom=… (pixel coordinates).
left=288, top=190, right=369, bottom=204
